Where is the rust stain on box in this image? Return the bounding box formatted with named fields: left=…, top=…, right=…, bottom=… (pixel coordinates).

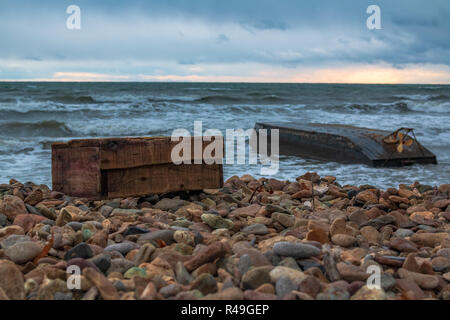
left=52, top=136, right=223, bottom=199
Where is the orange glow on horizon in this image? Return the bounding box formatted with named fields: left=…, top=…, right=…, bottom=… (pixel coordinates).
left=1, top=64, right=449, bottom=84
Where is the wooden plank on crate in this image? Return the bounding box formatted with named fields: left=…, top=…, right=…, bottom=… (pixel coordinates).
left=52, top=147, right=101, bottom=198
left=100, top=136, right=222, bottom=169
left=106, top=163, right=223, bottom=198
left=100, top=138, right=173, bottom=169
left=52, top=137, right=166, bottom=149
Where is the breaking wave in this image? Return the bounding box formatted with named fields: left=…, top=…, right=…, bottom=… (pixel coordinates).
left=0, top=120, right=73, bottom=137
left=49, top=95, right=97, bottom=104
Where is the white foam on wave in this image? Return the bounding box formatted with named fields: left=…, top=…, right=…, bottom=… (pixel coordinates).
left=407, top=101, right=450, bottom=113
left=393, top=94, right=433, bottom=100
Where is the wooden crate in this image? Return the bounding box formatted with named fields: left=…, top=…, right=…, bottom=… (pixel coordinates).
left=52, top=136, right=223, bottom=199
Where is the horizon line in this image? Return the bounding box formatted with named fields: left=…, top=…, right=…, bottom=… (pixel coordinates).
left=1, top=80, right=449, bottom=85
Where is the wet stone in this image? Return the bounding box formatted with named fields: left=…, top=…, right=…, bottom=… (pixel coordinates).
left=242, top=224, right=269, bottom=235
left=107, top=258, right=135, bottom=275
left=278, top=257, right=301, bottom=270
left=138, top=229, right=174, bottom=245
left=242, top=267, right=272, bottom=290
left=269, top=266, right=307, bottom=286
left=5, top=241, right=42, bottom=264
left=90, top=254, right=112, bottom=274
left=275, top=276, right=297, bottom=298
left=201, top=214, right=234, bottom=230
left=393, top=228, right=414, bottom=238
left=54, top=292, right=73, bottom=300
left=123, top=226, right=149, bottom=237
left=273, top=242, right=321, bottom=258
left=191, top=273, right=217, bottom=295
left=0, top=234, right=31, bottom=249
left=67, top=222, right=83, bottom=231
left=0, top=214, right=7, bottom=227
left=238, top=254, right=252, bottom=276
left=271, top=212, right=295, bottom=228
left=380, top=273, right=396, bottom=291
left=296, top=259, right=322, bottom=271
left=104, top=242, right=138, bottom=255
left=175, top=261, right=193, bottom=285
left=64, top=243, right=94, bottom=261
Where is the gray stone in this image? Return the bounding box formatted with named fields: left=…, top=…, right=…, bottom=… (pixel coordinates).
left=201, top=214, right=234, bottom=229
left=242, top=224, right=269, bottom=235
left=0, top=234, right=31, bottom=249
left=0, top=213, right=7, bottom=227
left=41, top=219, right=55, bottom=226
left=264, top=250, right=281, bottom=266
left=276, top=276, right=297, bottom=298
left=232, top=241, right=272, bottom=266
left=153, top=198, right=188, bottom=211
left=64, top=243, right=94, bottom=261
left=35, top=204, right=56, bottom=220
left=222, top=277, right=236, bottom=290
left=273, top=242, right=321, bottom=258
left=437, top=248, right=450, bottom=259
left=123, top=226, right=149, bottom=236
left=297, top=259, right=323, bottom=272
left=5, top=241, right=42, bottom=264
left=103, top=201, right=120, bottom=209
left=266, top=204, right=290, bottom=214
left=191, top=273, right=217, bottom=295
left=160, top=284, right=183, bottom=298
left=175, top=261, right=193, bottom=285
left=170, top=226, right=191, bottom=231
left=272, top=212, right=295, bottom=228
left=110, top=209, right=143, bottom=217
left=53, top=292, right=73, bottom=300
left=174, top=289, right=204, bottom=300
left=393, top=228, right=414, bottom=238
left=104, top=242, right=138, bottom=255
left=90, top=254, right=111, bottom=274
left=269, top=266, right=307, bottom=286
left=25, top=204, right=41, bottom=216
left=99, top=205, right=114, bottom=218
left=138, top=229, right=174, bottom=245
left=241, top=266, right=271, bottom=290
left=238, top=254, right=252, bottom=276
left=107, top=258, right=135, bottom=275
left=113, top=280, right=127, bottom=292
left=381, top=273, right=396, bottom=291
left=278, top=257, right=301, bottom=270
left=133, top=243, right=156, bottom=266
left=66, top=222, right=83, bottom=231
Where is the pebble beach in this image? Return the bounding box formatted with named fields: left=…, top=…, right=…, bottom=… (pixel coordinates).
left=0, top=172, right=449, bottom=300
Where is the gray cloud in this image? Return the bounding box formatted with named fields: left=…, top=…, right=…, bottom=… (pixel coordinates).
left=0, top=0, right=449, bottom=80
left=216, top=34, right=230, bottom=43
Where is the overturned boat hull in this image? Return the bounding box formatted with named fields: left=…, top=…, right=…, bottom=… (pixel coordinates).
left=254, top=122, right=437, bottom=167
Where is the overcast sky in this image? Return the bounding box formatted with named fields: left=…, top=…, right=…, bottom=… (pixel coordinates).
left=1, top=0, right=449, bottom=83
